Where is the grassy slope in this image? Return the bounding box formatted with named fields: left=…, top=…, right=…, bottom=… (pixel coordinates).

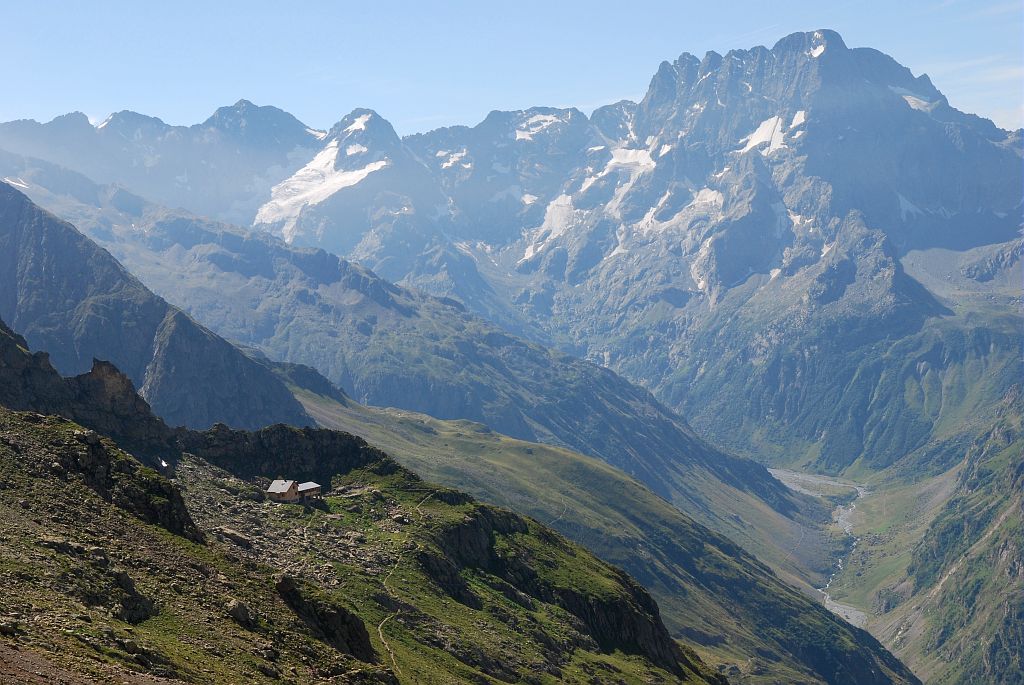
left=295, top=384, right=831, bottom=589
left=812, top=387, right=1022, bottom=684
left=0, top=407, right=715, bottom=684
left=0, top=411, right=391, bottom=684
left=781, top=254, right=1024, bottom=682
left=297, top=387, right=918, bottom=684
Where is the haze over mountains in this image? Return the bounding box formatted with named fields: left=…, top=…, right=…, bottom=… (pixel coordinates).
left=1, top=31, right=1016, bottom=476
left=0, top=27, right=1019, bottom=685
left=0, top=183, right=310, bottom=430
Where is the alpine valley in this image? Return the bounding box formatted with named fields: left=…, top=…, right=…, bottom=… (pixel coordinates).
left=0, top=28, right=1019, bottom=685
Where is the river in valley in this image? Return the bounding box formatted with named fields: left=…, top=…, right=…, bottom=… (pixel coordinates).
left=769, top=469, right=869, bottom=627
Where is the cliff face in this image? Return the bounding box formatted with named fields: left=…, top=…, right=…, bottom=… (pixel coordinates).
left=0, top=318, right=174, bottom=458
left=426, top=504, right=692, bottom=675
left=0, top=182, right=310, bottom=430
left=176, top=422, right=393, bottom=488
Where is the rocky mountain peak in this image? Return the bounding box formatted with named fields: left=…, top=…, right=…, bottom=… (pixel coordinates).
left=327, top=108, right=398, bottom=145
left=0, top=315, right=175, bottom=459
left=201, top=99, right=319, bottom=147
left=590, top=100, right=638, bottom=142
left=95, top=110, right=171, bottom=137
left=41, top=111, right=94, bottom=133
left=771, top=28, right=848, bottom=57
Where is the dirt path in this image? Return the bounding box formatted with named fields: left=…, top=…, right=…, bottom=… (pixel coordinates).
left=376, top=490, right=435, bottom=677
left=546, top=497, right=568, bottom=527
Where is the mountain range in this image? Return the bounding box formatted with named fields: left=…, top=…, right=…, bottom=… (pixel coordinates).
left=2, top=30, right=1017, bottom=476
left=0, top=182, right=309, bottom=430
left=0, top=27, right=1019, bottom=684
left=0, top=180, right=921, bottom=679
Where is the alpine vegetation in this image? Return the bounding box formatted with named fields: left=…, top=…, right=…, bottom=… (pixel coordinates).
left=0, top=9, right=1019, bottom=684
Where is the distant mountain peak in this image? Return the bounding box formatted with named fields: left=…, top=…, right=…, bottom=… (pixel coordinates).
left=45, top=111, right=93, bottom=131
left=95, top=110, right=170, bottom=134
left=327, top=108, right=398, bottom=142
left=200, top=99, right=319, bottom=148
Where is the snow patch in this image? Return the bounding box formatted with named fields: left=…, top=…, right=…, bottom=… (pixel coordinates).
left=580, top=173, right=602, bottom=193
left=608, top=148, right=656, bottom=169
left=346, top=144, right=368, bottom=156
left=442, top=149, right=468, bottom=169
left=453, top=241, right=477, bottom=260
left=659, top=144, right=673, bottom=157
left=690, top=188, right=724, bottom=208
left=809, top=44, right=825, bottom=58
left=790, top=110, right=806, bottom=128
left=579, top=147, right=656, bottom=195
left=255, top=138, right=389, bottom=241
left=739, top=116, right=787, bottom=155
left=307, top=128, right=328, bottom=140
left=2, top=177, right=29, bottom=189
left=521, top=194, right=575, bottom=262
left=521, top=193, right=538, bottom=205
left=344, top=114, right=372, bottom=133
left=515, top=113, right=562, bottom=141
left=888, top=86, right=936, bottom=112
left=603, top=149, right=656, bottom=217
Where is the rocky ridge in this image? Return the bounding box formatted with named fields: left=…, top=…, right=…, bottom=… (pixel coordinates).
left=0, top=181, right=311, bottom=430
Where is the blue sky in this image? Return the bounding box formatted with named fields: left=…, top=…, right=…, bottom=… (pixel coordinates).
left=2, top=1, right=1021, bottom=133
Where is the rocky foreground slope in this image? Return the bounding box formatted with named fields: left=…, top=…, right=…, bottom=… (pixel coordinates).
left=0, top=318, right=727, bottom=684
left=836, top=386, right=1023, bottom=684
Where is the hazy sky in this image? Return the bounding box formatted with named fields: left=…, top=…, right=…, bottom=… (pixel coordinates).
left=3, top=1, right=1021, bottom=134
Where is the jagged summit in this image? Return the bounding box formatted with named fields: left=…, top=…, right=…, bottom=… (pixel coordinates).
left=322, top=108, right=404, bottom=159
left=327, top=108, right=392, bottom=136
